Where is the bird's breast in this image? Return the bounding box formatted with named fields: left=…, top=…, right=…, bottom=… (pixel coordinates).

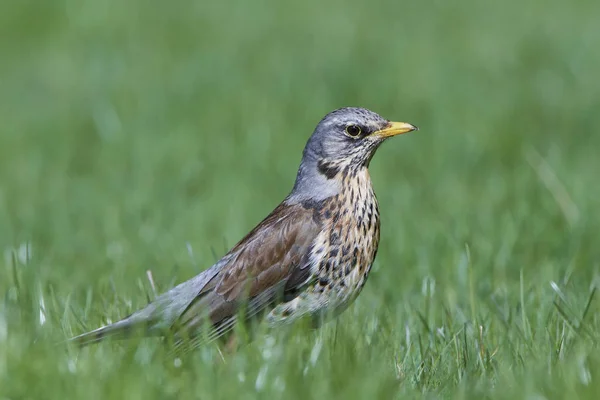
left=309, top=170, right=381, bottom=305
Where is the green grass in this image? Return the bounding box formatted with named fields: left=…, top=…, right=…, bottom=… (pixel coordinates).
left=1, top=0, right=600, bottom=398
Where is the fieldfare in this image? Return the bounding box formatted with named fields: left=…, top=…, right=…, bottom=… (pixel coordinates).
left=71, top=107, right=418, bottom=349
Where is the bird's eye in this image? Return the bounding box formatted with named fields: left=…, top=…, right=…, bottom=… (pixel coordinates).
left=345, top=125, right=362, bottom=137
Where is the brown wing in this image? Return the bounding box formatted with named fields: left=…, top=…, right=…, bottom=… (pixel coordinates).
left=174, top=201, right=321, bottom=342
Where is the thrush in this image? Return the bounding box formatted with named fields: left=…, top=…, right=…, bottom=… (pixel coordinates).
left=71, top=107, right=418, bottom=349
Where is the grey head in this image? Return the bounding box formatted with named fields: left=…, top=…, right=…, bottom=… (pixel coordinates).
left=289, top=107, right=417, bottom=203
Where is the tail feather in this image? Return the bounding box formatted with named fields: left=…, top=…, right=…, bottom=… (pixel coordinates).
left=70, top=315, right=158, bottom=346
left=69, top=261, right=225, bottom=347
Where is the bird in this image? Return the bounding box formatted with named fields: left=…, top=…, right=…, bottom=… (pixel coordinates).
left=70, top=107, right=418, bottom=350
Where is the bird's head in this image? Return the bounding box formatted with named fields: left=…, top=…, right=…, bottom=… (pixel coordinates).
left=290, top=107, right=418, bottom=202
left=305, top=107, right=417, bottom=169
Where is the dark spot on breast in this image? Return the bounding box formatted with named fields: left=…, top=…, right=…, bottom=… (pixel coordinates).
left=317, top=160, right=340, bottom=179
left=351, top=247, right=359, bottom=272
left=344, top=264, right=352, bottom=276
left=329, top=249, right=338, bottom=257
left=330, top=231, right=339, bottom=245
left=324, top=209, right=331, bottom=219
left=319, top=277, right=329, bottom=286
left=342, top=244, right=351, bottom=257
left=332, top=212, right=341, bottom=224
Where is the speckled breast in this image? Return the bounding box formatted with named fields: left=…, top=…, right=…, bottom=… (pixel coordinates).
left=309, top=170, right=381, bottom=313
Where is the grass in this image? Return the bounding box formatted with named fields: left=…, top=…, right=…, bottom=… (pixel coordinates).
left=1, top=0, right=600, bottom=398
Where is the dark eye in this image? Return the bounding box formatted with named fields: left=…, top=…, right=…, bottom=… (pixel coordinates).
left=345, top=125, right=362, bottom=137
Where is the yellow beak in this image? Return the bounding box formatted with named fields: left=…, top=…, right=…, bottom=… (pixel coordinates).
left=373, top=121, right=418, bottom=138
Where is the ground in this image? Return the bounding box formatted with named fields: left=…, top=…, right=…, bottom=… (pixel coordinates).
left=1, top=0, right=600, bottom=398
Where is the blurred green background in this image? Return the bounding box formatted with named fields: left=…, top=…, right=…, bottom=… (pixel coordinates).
left=1, top=0, right=600, bottom=398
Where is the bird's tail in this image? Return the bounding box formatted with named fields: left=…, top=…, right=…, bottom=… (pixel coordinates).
left=68, top=261, right=225, bottom=347
left=69, top=314, right=157, bottom=346
left=68, top=298, right=171, bottom=346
